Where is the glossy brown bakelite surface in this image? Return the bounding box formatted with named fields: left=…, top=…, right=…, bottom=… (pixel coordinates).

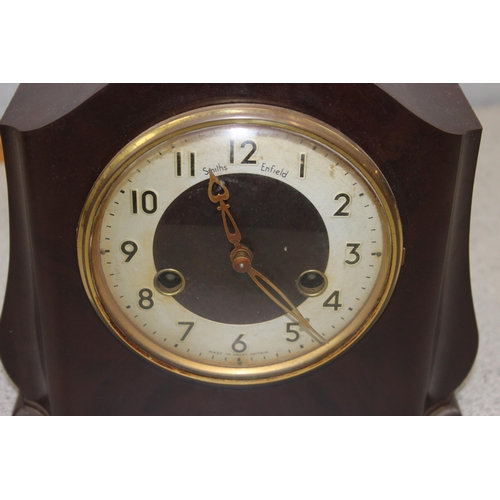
left=0, top=84, right=481, bottom=415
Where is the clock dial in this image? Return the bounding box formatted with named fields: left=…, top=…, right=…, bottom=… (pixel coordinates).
left=78, top=104, right=403, bottom=383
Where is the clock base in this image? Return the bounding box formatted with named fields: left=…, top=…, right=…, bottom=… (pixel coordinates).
left=10, top=390, right=463, bottom=416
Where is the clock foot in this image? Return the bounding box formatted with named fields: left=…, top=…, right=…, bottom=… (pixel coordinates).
left=427, top=394, right=461, bottom=416
left=13, top=395, right=49, bottom=416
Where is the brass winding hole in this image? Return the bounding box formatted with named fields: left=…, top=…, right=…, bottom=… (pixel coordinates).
left=154, top=269, right=186, bottom=296
left=296, top=270, right=328, bottom=297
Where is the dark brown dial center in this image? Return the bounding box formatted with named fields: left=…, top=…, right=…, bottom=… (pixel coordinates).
left=153, top=173, right=329, bottom=324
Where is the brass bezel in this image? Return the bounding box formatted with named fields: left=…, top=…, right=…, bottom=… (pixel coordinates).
left=77, top=104, right=403, bottom=385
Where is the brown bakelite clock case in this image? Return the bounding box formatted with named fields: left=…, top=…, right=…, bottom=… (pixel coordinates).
left=0, top=84, right=481, bottom=415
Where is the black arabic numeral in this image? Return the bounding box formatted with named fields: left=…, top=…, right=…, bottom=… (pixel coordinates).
left=285, top=322, right=300, bottom=342
left=131, top=190, right=158, bottom=214
left=138, top=288, right=154, bottom=309
left=333, top=193, right=351, bottom=216
left=231, top=334, right=247, bottom=353
left=323, top=290, right=342, bottom=310
left=229, top=139, right=235, bottom=164
left=141, top=190, right=157, bottom=214
left=240, top=140, right=257, bottom=164
left=121, top=240, right=138, bottom=262
left=178, top=321, right=195, bottom=341
left=131, top=190, right=138, bottom=214
left=345, top=243, right=361, bottom=265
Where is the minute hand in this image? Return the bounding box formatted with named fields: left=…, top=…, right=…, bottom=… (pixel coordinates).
left=207, top=170, right=325, bottom=345
left=246, top=266, right=326, bottom=345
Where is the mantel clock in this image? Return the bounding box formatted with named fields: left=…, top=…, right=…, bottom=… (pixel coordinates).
left=0, top=84, right=481, bottom=415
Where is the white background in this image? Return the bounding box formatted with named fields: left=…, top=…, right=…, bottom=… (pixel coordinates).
left=0, top=5, right=499, bottom=499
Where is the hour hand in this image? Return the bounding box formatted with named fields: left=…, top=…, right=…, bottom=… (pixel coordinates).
left=208, top=170, right=243, bottom=249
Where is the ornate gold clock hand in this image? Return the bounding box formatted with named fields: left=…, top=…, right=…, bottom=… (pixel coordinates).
left=208, top=169, right=245, bottom=252
left=208, top=170, right=325, bottom=345
left=246, top=265, right=326, bottom=345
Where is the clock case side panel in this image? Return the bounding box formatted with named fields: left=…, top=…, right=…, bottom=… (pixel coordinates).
left=376, top=84, right=481, bottom=412
left=0, top=84, right=108, bottom=415
left=425, top=125, right=481, bottom=411
left=0, top=125, right=49, bottom=411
